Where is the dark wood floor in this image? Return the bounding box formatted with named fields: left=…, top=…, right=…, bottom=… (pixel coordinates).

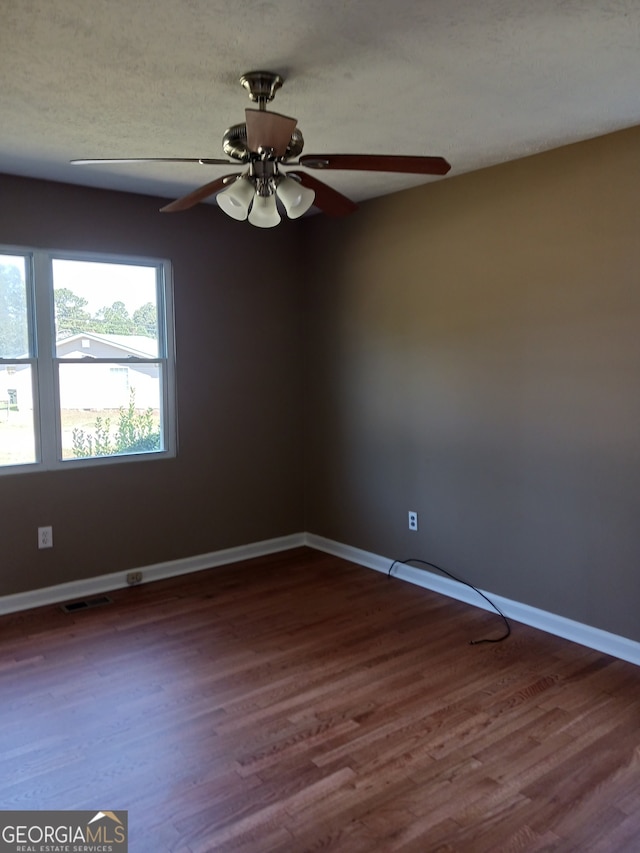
left=2, top=547, right=640, bottom=852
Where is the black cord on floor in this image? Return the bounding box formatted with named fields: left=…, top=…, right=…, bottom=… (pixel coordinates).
left=388, top=557, right=511, bottom=645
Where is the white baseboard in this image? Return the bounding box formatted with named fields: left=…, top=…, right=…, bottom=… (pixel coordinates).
left=304, top=533, right=640, bottom=668
left=3, top=531, right=639, bottom=668
left=0, top=533, right=305, bottom=616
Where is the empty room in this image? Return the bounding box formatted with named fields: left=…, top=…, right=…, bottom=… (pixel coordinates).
left=2, top=2, right=640, bottom=851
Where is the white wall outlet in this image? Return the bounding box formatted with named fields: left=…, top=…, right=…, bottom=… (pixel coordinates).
left=408, top=511, right=418, bottom=531
left=126, top=571, right=143, bottom=586
left=38, top=525, right=53, bottom=549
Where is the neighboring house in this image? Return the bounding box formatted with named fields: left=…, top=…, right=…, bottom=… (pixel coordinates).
left=4, top=333, right=159, bottom=411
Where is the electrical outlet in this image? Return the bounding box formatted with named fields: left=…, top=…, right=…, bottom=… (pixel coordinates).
left=126, top=571, right=143, bottom=586
left=408, top=511, right=418, bottom=532
left=38, top=525, right=53, bottom=549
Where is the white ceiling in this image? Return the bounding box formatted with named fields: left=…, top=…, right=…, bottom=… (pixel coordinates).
left=2, top=0, right=640, bottom=211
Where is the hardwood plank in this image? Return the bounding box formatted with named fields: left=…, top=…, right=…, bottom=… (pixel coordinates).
left=2, top=546, right=640, bottom=851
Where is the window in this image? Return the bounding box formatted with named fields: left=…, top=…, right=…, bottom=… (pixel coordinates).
left=0, top=247, right=176, bottom=473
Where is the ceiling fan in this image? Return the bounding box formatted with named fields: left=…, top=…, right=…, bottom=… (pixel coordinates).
left=72, top=71, right=452, bottom=228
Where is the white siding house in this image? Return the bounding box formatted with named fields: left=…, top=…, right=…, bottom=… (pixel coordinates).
left=4, top=333, right=160, bottom=412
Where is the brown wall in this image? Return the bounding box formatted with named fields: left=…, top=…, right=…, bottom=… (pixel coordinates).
left=304, top=125, right=640, bottom=642
left=0, top=175, right=305, bottom=595
left=3, top=126, right=640, bottom=644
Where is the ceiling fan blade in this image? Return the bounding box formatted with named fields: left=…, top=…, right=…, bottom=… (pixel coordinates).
left=245, top=109, right=297, bottom=157
left=288, top=171, right=358, bottom=217
left=71, top=157, right=232, bottom=165
left=299, top=154, right=452, bottom=175
left=159, top=173, right=240, bottom=213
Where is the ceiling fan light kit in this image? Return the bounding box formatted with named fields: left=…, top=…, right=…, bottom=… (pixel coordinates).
left=248, top=194, right=281, bottom=228
left=216, top=175, right=256, bottom=220
left=277, top=175, right=316, bottom=219
left=71, top=70, right=451, bottom=228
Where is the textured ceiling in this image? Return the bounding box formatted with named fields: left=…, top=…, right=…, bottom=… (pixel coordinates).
left=1, top=0, right=640, bottom=211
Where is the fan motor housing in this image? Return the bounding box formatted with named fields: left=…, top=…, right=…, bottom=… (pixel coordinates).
left=222, top=123, right=304, bottom=162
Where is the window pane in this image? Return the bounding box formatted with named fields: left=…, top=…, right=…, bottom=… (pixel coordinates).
left=52, top=259, right=159, bottom=357
left=58, top=363, right=163, bottom=460
left=0, top=364, right=37, bottom=466
left=0, top=255, right=29, bottom=358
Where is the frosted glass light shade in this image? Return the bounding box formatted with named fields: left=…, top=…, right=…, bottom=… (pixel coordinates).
left=276, top=176, right=315, bottom=219
left=248, top=194, right=281, bottom=228
left=217, top=177, right=255, bottom=220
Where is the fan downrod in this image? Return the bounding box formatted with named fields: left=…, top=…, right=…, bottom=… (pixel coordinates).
left=239, top=71, right=283, bottom=108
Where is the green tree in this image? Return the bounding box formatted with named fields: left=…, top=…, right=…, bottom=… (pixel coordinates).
left=0, top=264, right=28, bottom=356
left=54, top=288, right=92, bottom=338
left=96, top=301, right=134, bottom=334
left=132, top=302, right=158, bottom=338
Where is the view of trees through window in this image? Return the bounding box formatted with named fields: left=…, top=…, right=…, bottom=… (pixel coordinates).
left=0, top=252, right=174, bottom=470
left=0, top=260, right=28, bottom=357
left=54, top=288, right=158, bottom=339
left=1, top=257, right=33, bottom=465
left=53, top=259, right=162, bottom=460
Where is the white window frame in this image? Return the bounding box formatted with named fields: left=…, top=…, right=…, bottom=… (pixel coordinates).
left=0, top=245, right=177, bottom=475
